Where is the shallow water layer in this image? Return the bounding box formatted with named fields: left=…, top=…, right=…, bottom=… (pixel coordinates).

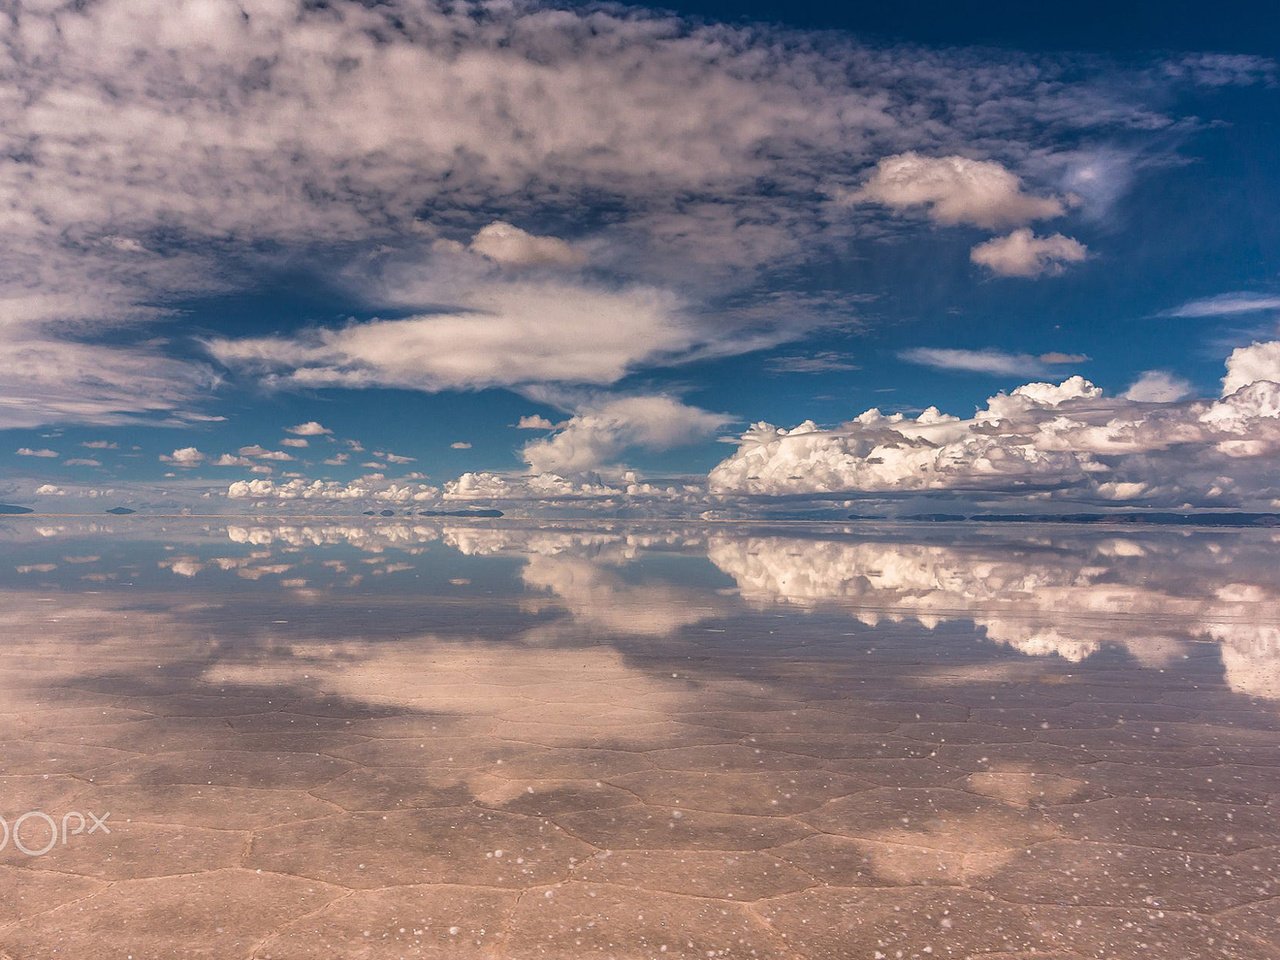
left=1, top=519, right=1277, bottom=959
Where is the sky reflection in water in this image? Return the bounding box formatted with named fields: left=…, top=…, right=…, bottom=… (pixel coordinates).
left=0, top=520, right=1277, bottom=958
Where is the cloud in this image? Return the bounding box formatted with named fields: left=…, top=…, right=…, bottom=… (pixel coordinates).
left=970, top=229, right=1087, bottom=278
left=899, top=347, right=1046, bottom=376
left=82, top=441, right=119, bottom=450
left=208, top=281, right=701, bottom=391
left=467, top=222, right=586, bottom=269
left=237, top=445, right=294, bottom=462
left=160, top=447, right=205, bottom=466
left=1123, top=370, right=1193, bottom=403
left=212, top=454, right=252, bottom=467
left=280, top=438, right=308, bottom=448
left=0, top=0, right=1187, bottom=426
left=709, top=340, right=1280, bottom=507
left=227, top=477, right=439, bottom=504
left=521, top=395, right=731, bottom=476
left=765, top=352, right=860, bottom=374
left=847, top=153, right=1066, bottom=228
left=381, top=453, right=416, bottom=464
left=286, top=421, right=333, bottom=436
left=16, top=448, right=59, bottom=458
left=1163, top=293, right=1280, bottom=318
left=450, top=442, right=473, bottom=450
left=63, top=458, right=102, bottom=467
left=516, top=415, right=556, bottom=431
left=1223, top=341, right=1280, bottom=396
left=34, top=484, right=65, bottom=496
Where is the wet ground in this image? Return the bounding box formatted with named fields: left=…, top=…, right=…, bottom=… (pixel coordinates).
left=0, top=519, right=1277, bottom=958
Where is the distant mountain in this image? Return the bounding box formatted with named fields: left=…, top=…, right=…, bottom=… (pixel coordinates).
left=0, top=503, right=34, bottom=515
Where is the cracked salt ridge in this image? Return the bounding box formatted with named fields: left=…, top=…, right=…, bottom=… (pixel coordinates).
left=0, top=523, right=1277, bottom=958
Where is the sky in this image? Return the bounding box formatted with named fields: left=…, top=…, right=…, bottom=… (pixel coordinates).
left=1, top=0, right=1279, bottom=516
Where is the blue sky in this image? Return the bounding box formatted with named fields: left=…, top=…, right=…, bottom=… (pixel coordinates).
left=2, top=0, right=1279, bottom=514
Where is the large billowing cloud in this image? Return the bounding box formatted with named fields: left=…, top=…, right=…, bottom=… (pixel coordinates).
left=0, top=0, right=1195, bottom=426
left=709, top=340, right=1280, bottom=508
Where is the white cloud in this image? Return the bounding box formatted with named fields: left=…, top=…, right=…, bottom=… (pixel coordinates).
left=1222, top=341, right=1280, bottom=396
left=899, top=347, right=1045, bottom=376
left=16, top=447, right=59, bottom=458
left=516, top=415, right=556, bottom=431
left=848, top=153, right=1066, bottom=228
left=286, top=421, right=332, bottom=436
left=521, top=395, right=730, bottom=476
left=709, top=340, right=1280, bottom=507
left=34, top=484, right=65, bottom=496
left=467, top=222, right=586, bottom=269
left=969, top=229, right=1087, bottom=278
left=765, top=352, right=860, bottom=374
left=63, top=458, right=101, bottom=467
left=212, top=454, right=252, bottom=467
left=280, top=438, right=308, bottom=448
left=0, top=1, right=1182, bottom=427
left=161, top=446, right=205, bottom=466
left=1123, top=370, right=1193, bottom=403
left=227, top=477, right=439, bottom=504
left=1163, top=292, right=1280, bottom=318
left=82, top=441, right=119, bottom=450
left=450, top=442, right=472, bottom=450
left=237, top=445, right=294, bottom=461
left=381, top=453, right=416, bottom=464
left=208, top=281, right=700, bottom=391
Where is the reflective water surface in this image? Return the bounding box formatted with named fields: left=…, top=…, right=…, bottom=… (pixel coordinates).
left=1, top=519, right=1278, bottom=958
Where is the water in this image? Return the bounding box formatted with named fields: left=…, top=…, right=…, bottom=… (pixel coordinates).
left=1, top=519, right=1277, bottom=958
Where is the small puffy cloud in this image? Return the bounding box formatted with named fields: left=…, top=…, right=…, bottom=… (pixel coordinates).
left=34, top=484, right=65, bottom=496
left=450, top=442, right=472, bottom=450
left=82, top=441, right=118, bottom=450
left=375, top=451, right=416, bottom=464
left=516, top=415, right=556, bottom=430
left=286, top=421, right=333, bottom=436
left=970, top=229, right=1087, bottom=278
left=1222, top=341, right=1280, bottom=397
left=63, top=458, right=102, bottom=467
left=161, top=446, right=205, bottom=466
left=468, top=221, right=587, bottom=268
left=1124, top=370, right=1193, bottom=403
left=522, top=395, right=731, bottom=476
left=1163, top=292, right=1280, bottom=318
left=323, top=453, right=350, bottom=466
left=213, top=454, right=252, bottom=467
left=238, top=445, right=294, bottom=461
left=280, top=438, right=309, bottom=448
left=17, top=447, right=59, bottom=458
left=849, top=153, right=1065, bottom=228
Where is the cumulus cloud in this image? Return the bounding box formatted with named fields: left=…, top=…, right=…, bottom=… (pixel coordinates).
left=521, top=395, right=731, bottom=476
left=848, top=153, right=1066, bottom=228
left=286, top=421, right=332, bottom=436
left=280, top=438, right=308, bottom=448
left=1123, top=370, right=1194, bottom=403
left=228, top=477, right=439, bottom=504
left=16, top=447, right=59, bottom=458
left=516, top=415, right=556, bottom=430
left=450, top=442, right=472, bottom=450
left=969, top=229, right=1087, bottom=277
left=237, top=445, right=294, bottom=461
left=467, top=222, right=586, bottom=269
left=1222, top=341, right=1280, bottom=396
left=161, top=447, right=206, bottom=466
left=709, top=340, right=1280, bottom=507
